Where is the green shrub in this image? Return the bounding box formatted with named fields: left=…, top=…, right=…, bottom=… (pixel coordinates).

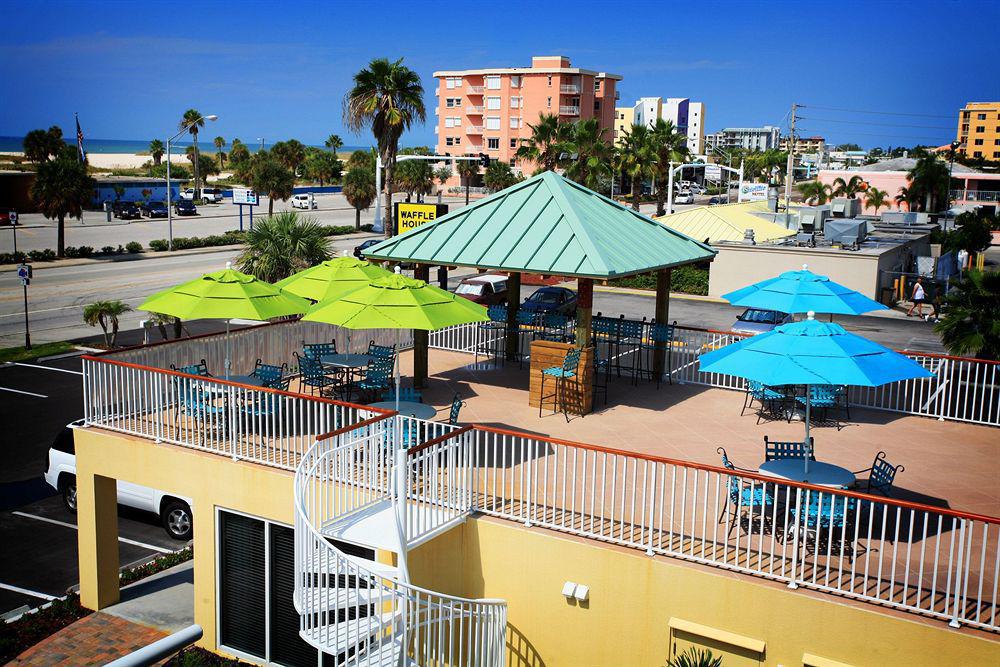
left=163, top=646, right=254, bottom=665
left=27, top=249, right=56, bottom=262
left=0, top=251, right=28, bottom=264
left=78, top=245, right=94, bottom=257
left=0, top=594, right=92, bottom=663
left=125, top=241, right=143, bottom=254
left=119, top=547, right=193, bottom=587
left=99, top=246, right=114, bottom=255
left=64, top=246, right=80, bottom=258
left=149, top=239, right=169, bottom=252
left=610, top=265, right=709, bottom=296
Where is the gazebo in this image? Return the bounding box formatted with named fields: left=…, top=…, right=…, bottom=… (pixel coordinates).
left=364, top=171, right=715, bottom=413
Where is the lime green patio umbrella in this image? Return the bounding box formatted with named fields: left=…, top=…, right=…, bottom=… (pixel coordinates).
left=275, top=256, right=393, bottom=352
left=303, top=272, right=488, bottom=412
left=139, top=263, right=311, bottom=378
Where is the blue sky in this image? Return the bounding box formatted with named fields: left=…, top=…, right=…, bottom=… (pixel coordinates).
left=2, top=0, right=998, bottom=150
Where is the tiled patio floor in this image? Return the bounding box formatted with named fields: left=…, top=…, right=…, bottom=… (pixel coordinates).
left=399, top=349, right=1000, bottom=519
left=10, top=612, right=165, bottom=665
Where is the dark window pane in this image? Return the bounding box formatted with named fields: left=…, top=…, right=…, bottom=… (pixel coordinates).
left=219, top=512, right=266, bottom=658
left=270, top=524, right=319, bottom=667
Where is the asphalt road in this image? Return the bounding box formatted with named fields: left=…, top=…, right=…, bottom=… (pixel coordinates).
left=0, top=354, right=185, bottom=618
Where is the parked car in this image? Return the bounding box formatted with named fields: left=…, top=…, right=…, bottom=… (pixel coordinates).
left=454, top=274, right=508, bottom=305
left=112, top=201, right=141, bottom=220
left=690, top=184, right=706, bottom=195
left=175, top=199, right=198, bottom=216
left=200, top=187, right=224, bottom=203
left=731, top=308, right=793, bottom=336
left=291, top=193, right=317, bottom=210
left=0, top=209, right=14, bottom=226
left=44, top=421, right=194, bottom=540
left=140, top=200, right=168, bottom=218
left=179, top=188, right=196, bottom=201
left=674, top=191, right=695, bottom=205
left=520, top=286, right=577, bottom=317
left=354, top=238, right=381, bottom=259
left=708, top=196, right=722, bottom=205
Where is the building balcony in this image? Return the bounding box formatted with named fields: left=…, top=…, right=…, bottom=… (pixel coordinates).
left=466, top=105, right=484, bottom=114
left=466, top=125, right=484, bottom=135
left=466, top=86, right=485, bottom=95
left=952, top=189, right=1000, bottom=202
left=560, top=84, right=580, bottom=94
left=559, top=106, right=581, bottom=116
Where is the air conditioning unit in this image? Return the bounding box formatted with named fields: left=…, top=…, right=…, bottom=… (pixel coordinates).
left=831, top=198, right=861, bottom=218
left=825, top=219, right=867, bottom=246
left=797, top=207, right=831, bottom=234
left=796, top=232, right=816, bottom=247
left=881, top=211, right=918, bottom=225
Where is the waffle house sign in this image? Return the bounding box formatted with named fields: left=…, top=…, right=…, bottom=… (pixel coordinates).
left=396, top=203, right=448, bottom=235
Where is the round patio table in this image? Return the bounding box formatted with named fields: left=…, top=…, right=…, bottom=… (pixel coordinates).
left=368, top=400, right=437, bottom=420
left=321, top=353, right=375, bottom=370
left=758, top=459, right=856, bottom=489
left=226, top=374, right=267, bottom=387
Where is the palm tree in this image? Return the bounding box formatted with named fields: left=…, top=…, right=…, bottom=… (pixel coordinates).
left=213, top=136, right=226, bottom=169
left=325, top=134, right=344, bottom=152
left=456, top=159, right=479, bottom=205
left=649, top=118, right=689, bottom=216
left=616, top=124, right=657, bottom=211
left=935, top=270, right=1000, bottom=360
left=895, top=186, right=912, bottom=211
left=863, top=186, right=890, bottom=214
left=347, top=148, right=377, bottom=171
left=515, top=113, right=568, bottom=173
left=23, top=126, right=65, bottom=163
left=229, top=141, right=251, bottom=171
left=344, top=58, right=426, bottom=238
left=236, top=211, right=332, bottom=282
left=906, top=152, right=950, bottom=212
left=393, top=153, right=434, bottom=202
left=433, top=165, right=452, bottom=193
left=249, top=154, right=296, bottom=214
left=483, top=161, right=521, bottom=192
left=831, top=175, right=867, bottom=199
left=342, top=167, right=377, bottom=230
left=797, top=180, right=831, bottom=205
left=148, top=139, right=165, bottom=166
left=30, top=148, right=95, bottom=256
left=83, top=300, right=132, bottom=347
left=563, top=118, right=613, bottom=192
left=180, top=109, right=206, bottom=194
left=272, top=139, right=307, bottom=175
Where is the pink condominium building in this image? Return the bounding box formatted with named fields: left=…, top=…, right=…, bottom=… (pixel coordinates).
left=433, top=55, right=622, bottom=175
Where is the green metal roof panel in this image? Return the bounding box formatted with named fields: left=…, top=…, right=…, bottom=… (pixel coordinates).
left=365, top=171, right=715, bottom=278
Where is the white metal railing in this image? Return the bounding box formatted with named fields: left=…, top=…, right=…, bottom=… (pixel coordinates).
left=951, top=189, right=1000, bottom=203
left=558, top=106, right=581, bottom=116
left=559, top=84, right=580, bottom=94
left=294, top=418, right=507, bottom=665
left=426, top=320, right=1000, bottom=428
left=466, top=86, right=484, bottom=94
left=466, top=105, right=484, bottom=114
left=404, top=426, right=474, bottom=546
left=466, top=126, right=484, bottom=135
left=414, top=425, right=1000, bottom=632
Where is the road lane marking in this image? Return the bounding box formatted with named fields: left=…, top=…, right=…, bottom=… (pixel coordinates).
left=11, top=363, right=84, bottom=375
left=0, top=582, right=57, bottom=601
left=11, top=511, right=175, bottom=554
left=0, top=387, right=48, bottom=398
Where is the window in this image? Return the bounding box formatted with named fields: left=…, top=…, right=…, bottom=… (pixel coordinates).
left=962, top=124, right=969, bottom=132
left=995, top=151, right=1000, bottom=158
left=454, top=136, right=461, bottom=145
left=547, top=97, right=552, bottom=108
left=594, top=100, right=601, bottom=111
left=446, top=77, right=462, bottom=89
left=978, top=113, right=987, bottom=120
left=975, top=126, right=985, bottom=132
left=486, top=75, right=500, bottom=90
left=974, top=151, right=982, bottom=157
left=446, top=137, right=454, bottom=146
left=487, top=96, right=501, bottom=110
left=975, top=138, right=984, bottom=145
left=486, top=116, right=501, bottom=130
left=594, top=80, right=601, bottom=92
left=445, top=97, right=461, bottom=108
left=444, top=117, right=454, bottom=128
left=510, top=138, right=517, bottom=149
left=510, top=96, right=522, bottom=109
left=510, top=117, right=521, bottom=129
left=547, top=75, right=552, bottom=87
left=511, top=75, right=522, bottom=88
left=995, top=139, right=1000, bottom=145
left=487, top=138, right=500, bottom=150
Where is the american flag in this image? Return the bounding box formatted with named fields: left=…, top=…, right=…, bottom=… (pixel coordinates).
left=75, top=113, right=86, bottom=162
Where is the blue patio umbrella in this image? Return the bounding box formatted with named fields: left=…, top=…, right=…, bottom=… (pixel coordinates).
left=723, top=264, right=888, bottom=315
left=699, top=312, right=934, bottom=472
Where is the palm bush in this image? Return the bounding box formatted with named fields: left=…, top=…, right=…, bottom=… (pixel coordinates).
left=249, top=154, right=296, bottom=214
left=563, top=118, right=613, bottom=192
left=180, top=109, right=206, bottom=193
left=483, top=161, right=521, bottom=192
left=83, top=300, right=132, bottom=347
left=456, top=160, right=480, bottom=205
left=342, top=167, right=377, bottom=230
left=863, top=186, right=889, bottom=214
left=934, top=270, right=1000, bottom=360
left=831, top=175, right=867, bottom=199
left=236, top=212, right=331, bottom=282
left=666, top=647, right=722, bottom=667
left=797, top=180, right=831, bottom=205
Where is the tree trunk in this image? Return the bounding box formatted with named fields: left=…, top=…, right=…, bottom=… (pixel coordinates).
left=268, top=196, right=274, bottom=215
left=156, top=322, right=168, bottom=340
left=110, top=318, right=119, bottom=347
left=465, top=182, right=470, bottom=206
left=383, top=154, right=394, bottom=239
left=655, top=177, right=667, bottom=217
left=631, top=180, right=640, bottom=212
left=355, top=207, right=361, bottom=230
left=99, top=316, right=110, bottom=347
left=57, top=214, right=65, bottom=257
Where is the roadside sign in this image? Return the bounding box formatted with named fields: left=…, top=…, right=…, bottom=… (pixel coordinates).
left=8, top=211, right=17, bottom=226
left=233, top=189, right=258, bottom=206
left=395, top=203, right=448, bottom=236
left=738, top=182, right=769, bottom=202
left=705, top=164, right=722, bottom=181
left=17, top=263, right=32, bottom=286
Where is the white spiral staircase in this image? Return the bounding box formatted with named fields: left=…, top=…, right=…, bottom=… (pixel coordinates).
left=293, top=417, right=507, bottom=666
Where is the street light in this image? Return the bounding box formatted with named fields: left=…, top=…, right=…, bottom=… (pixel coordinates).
left=166, top=114, right=219, bottom=251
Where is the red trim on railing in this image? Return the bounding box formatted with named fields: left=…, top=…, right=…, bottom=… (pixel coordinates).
left=81, top=354, right=387, bottom=414
left=408, top=424, right=474, bottom=455
left=469, top=424, right=1000, bottom=525
left=85, top=317, right=305, bottom=358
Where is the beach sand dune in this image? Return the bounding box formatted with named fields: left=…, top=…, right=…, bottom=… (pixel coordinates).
left=0, top=151, right=202, bottom=170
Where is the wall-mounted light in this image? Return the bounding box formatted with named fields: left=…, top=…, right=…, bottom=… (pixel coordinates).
left=562, top=581, right=590, bottom=602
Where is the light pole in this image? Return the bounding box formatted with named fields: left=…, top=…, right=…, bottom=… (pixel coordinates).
left=166, top=114, right=218, bottom=251
left=257, top=137, right=264, bottom=152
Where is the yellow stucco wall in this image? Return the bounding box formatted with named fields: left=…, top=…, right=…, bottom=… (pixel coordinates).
left=77, top=428, right=998, bottom=665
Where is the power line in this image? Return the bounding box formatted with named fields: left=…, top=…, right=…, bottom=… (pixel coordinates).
left=798, top=116, right=955, bottom=131
left=795, top=125, right=947, bottom=142
left=801, top=104, right=954, bottom=120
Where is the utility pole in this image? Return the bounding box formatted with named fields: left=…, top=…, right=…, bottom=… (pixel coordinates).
left=785, top=103, right=797, bottom=209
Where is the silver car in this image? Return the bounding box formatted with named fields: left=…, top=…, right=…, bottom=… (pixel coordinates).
left=731, top=308, right=792, bottom=335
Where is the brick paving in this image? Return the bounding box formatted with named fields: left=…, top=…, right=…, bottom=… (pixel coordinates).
left=11, top=612, right=166, bottom=666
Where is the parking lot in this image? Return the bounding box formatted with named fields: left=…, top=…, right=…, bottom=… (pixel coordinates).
left=0, top=353, right=186, bottom=618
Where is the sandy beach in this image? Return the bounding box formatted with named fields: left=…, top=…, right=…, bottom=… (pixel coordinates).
left=1, top=151, right=202, bottom=169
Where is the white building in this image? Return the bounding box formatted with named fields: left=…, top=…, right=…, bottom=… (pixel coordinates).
left=616, top=96, right=707, bottom=154
left=705, top=126, right=781, bottom=153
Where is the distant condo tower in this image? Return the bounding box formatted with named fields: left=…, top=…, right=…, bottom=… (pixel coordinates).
left=433, top=55, right=622, bottom=181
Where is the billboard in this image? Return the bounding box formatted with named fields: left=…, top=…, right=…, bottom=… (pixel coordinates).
left=233, top=189, right=258, bottom=205
left=704, top=164, right=722, bottom=181
left=395, top=202, right=448, bottom=235
left=738, top=182, right=768, bottom=202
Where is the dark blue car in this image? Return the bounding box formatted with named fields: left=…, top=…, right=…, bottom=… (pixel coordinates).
left=141, top=201, right=168, bottom=218
left=520, top=286, right=577, bottom=316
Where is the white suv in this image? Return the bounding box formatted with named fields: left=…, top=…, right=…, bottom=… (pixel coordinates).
left=44, top=421, right=194, bottom=540
left=291, top=193, right=317, bottom=209
left=180, top=188, right=224, bottom=203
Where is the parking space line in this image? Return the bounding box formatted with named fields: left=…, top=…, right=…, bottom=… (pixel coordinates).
left=0, top=387, right=48, bottom=398
left=11, top=362, right=84, bottom=375
left=11, top=511, right=175, bottom=554
left=0, top=582, right=57, bottom=601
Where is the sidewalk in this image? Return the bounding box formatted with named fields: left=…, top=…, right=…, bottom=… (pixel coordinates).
left=10, top=612, right=166, bottom=665
left=104, top=561, right=194, bottom=633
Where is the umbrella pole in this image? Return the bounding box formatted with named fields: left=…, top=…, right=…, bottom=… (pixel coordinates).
left=395, top=329, right=401, bottom=412
left=804, top=384, right=811, bottom=474
left=225, top=319, right=231, bottom=380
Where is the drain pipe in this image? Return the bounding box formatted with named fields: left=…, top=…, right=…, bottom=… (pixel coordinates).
left=105, top=624, right=203, bottom=667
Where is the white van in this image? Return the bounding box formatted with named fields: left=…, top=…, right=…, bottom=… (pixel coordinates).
left=200, top=187, right=224, bottom=203
left=44, top=421, right=194, bottom=540
left=291, top=193, right=317, bottom=209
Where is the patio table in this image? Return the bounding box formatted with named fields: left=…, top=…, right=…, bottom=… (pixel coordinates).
left=367, top=400, right=437, bottom=420
left=758, top=459, right=856, bottom=489
left=321, top=353, right=375, bottom=370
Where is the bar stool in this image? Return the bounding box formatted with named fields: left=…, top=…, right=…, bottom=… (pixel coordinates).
left=618, top=317, right=645, bottom=378
left=476, top=304, right=508, bottom=366
left=539, top=348, right=582, bottom=421
left=632, top=321, right=675, bottom=387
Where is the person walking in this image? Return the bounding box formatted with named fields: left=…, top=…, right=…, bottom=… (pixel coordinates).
left=907, top=277, right=926, bottom=318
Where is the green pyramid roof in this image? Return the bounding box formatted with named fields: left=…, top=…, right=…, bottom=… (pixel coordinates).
left=364, top=171, right=715, bottom=279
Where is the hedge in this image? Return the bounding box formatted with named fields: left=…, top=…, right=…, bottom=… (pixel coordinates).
left=0, top=244, right=142, bottom=265
left=147, top=224, right=373, bottom=252
left=609, top=265, right=709, bottom=296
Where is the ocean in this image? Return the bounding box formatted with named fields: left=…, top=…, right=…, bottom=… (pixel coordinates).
left=0, top=136, right=368, bottom=154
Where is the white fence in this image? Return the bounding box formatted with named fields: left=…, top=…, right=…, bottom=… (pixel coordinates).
left=412, top=426, right=1000, bottom=632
